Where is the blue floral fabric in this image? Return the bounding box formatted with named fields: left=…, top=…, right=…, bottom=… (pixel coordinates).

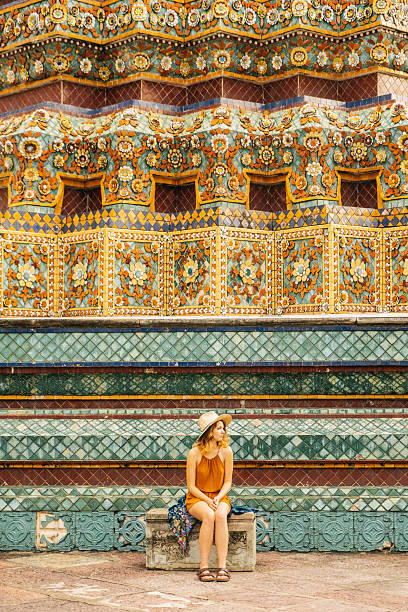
left=168, top=494, right=259, bottom=552
left=168, top=495, right=196, bottom=552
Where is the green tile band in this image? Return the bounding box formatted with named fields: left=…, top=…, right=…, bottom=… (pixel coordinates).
left=0, top=486, right=407, bottom=513
left=1, top=370, right=408, bottom=396
left=0, top=418, right=407, bottom=462
left=0, top=328, right=408, bottom=365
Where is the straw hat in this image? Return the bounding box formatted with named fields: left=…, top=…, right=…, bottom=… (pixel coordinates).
left=197, top=411, right=232, bottom=440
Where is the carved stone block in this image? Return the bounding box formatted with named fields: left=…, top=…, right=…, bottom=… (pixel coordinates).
left=114, top=512, right=146, bottom=551
left=0, top=512, right=35, bottom=551
left=275, top=512, right=314, bottom=551
left=314, top=512, right=354, bottom=552
left=394, top=513, right=408, bottom=551
left=145, top=509, right=256, bottom=571
left=35, top=512, right=74, bottom=551
left=75, top=512, right=114, bottom=551
left=354, top=512, right=394, bottom=551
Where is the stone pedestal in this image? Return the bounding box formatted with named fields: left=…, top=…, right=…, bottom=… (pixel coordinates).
left=145, top=509, right=256, bottom=571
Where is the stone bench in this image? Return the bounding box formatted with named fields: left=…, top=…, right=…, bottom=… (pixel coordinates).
left=145, top=508, right=256, bottom=571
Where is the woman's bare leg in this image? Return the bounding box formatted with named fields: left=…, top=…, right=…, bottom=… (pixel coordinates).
left=214, top=502, right=230, bottom=569
left=189, top=501, right=215, bottom=568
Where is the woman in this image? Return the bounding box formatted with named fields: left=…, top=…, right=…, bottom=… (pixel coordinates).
left=186, top=411, right=233, bottom=583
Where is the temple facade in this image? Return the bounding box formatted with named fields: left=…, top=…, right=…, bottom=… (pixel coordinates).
left=0, top=0, right=408, bottom=553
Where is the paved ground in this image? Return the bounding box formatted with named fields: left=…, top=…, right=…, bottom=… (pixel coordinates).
left=0, top=550, right=407, bottom=611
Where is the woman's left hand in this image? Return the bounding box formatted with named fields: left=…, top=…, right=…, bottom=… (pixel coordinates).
left=213, top=497, right=220, bottom=508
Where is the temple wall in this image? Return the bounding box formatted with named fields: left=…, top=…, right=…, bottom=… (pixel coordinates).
left=1, top=0, right=408, bottom=555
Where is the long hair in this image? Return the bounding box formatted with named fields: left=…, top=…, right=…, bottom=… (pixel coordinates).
left=194, top=421, right=230, bottom=455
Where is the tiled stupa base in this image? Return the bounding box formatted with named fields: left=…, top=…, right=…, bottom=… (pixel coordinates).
left=0, top=321, right=408, bottom=553
left=1, top=411, right=408, bottom=552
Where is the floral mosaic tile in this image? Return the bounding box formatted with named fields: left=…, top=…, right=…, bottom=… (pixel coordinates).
left=220, top=228, right=273, bottom=314
left=1, top=102, right=408, bottom=211
left=168, top=230, right=217, bottom=315
left=0, top=0, right=406, bottom=97
left=334, top=227, right=381, bottom=313
left=0, top=95, right=408, bottom=317
left=276, top=227, right=328, bottom=314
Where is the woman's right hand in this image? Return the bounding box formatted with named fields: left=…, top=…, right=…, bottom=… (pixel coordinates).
left=206, top=497, right=217, bottom=511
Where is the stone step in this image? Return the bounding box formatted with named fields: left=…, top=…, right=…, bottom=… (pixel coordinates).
left=0, top=418, right=407, bottom=462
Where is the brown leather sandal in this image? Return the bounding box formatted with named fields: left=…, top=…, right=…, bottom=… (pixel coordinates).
left=197, top=567, right=215, bottom=582
left=216, top=568, right=230, bottom=582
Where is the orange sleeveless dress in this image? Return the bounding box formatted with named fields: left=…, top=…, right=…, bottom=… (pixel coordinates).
left=186, top=452, right=230, bottom=511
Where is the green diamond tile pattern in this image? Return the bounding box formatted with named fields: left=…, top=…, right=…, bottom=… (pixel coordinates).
left=1, top=328, right=408, bottom=364
left=0, top=487, right=187, bottom=513
left=5, top=371, right=408, bottom=396
left=0, top=486, right=408, bottom=514
left=1, top=418, right=408, bottom=462
left=1, top=403, right=408, bottom=416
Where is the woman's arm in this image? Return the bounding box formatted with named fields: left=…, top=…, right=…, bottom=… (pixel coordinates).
left=186, top=448, right=217, bottom=508
left=214, top=447, right=233, bottom=504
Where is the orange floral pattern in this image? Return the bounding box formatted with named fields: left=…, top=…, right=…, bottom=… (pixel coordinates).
left=169, top=231, right=216, bottom=315
left=388, top=234, right=408, bottom=310
left=222, top=233, right=269, bottom=314
left=114, top=239, right=159, bottom=309
left=277, top=231, right=327, bottom=313
left=335, top=230, right=380, bottom=312
left=63, top=237, right=101, bottom=313
left=2, top=238, right=51, bottom=315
